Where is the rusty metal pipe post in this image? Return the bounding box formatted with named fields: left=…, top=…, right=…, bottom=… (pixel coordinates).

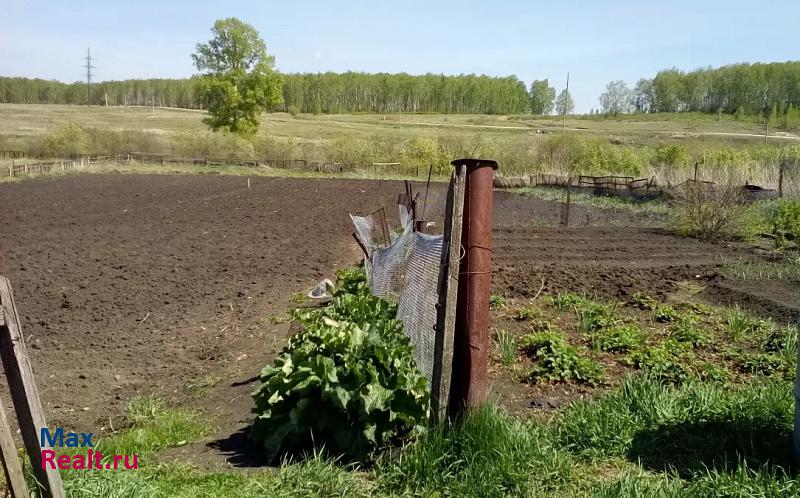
left=449, top=158, right=497, bottom=417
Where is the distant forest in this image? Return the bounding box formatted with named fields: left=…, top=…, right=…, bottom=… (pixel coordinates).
left=0, top=73, right=530, bottom=114
left=1, top=61, right=799, bottom=117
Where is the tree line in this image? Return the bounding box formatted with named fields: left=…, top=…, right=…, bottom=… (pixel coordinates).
left=0, top=72, right=531, bottom=114
left=594, top=61, right=800, bottom=123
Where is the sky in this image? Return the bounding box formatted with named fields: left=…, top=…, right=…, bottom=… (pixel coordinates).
left=1, top=0, right=797, bottom=112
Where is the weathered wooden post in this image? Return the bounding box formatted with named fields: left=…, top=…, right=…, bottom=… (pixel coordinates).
left=431, top=165, right=466, bottom=423
left=448, top=158, right=497, bottom=417
left=0, top=277, right=64, bottom=497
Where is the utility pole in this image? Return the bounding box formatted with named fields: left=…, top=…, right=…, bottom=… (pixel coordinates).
left=563, top=72, right=569, bottom=133
left=83, top=48, right=95, bottom=106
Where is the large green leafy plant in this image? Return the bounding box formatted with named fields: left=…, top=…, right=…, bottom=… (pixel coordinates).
left=252, top=269, right=429, bottom=463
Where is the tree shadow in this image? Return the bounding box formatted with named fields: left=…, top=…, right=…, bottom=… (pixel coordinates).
left=627, top=417, right=793, bottom=479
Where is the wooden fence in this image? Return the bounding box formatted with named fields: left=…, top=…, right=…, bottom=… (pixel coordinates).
left=85, top=153, right=425, bottom=176
left=7, top=160, right=77, bottom=178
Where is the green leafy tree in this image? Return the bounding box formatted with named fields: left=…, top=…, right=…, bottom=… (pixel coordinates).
left=633, top=78, right=654, bottom=113
left=528, top=79, right=556, bottom=115
left=599, top=80, right=633, bottom=116
left=555, top=89, right=574, bottom=115
left=192, top=18, right=283, bottom=134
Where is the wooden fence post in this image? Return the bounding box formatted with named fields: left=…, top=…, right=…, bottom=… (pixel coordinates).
left=0, top=277, right=64, bottom=498
left=0, top=393, right=29, bottom=497
left=431, top=165, right=466, bottom=423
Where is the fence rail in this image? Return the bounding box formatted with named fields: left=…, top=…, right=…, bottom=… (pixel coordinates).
left=7, top=160, right=77, bottom=178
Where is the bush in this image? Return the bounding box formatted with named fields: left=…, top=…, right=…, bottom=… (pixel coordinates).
left=671, top=183, right=756, bottom=241
left=39, top=123, right=89, bottom=158
left=251, top=270, right=429, bottom=463
left=174, top=132, right=255, bottom=161
left=520, top=332, right=603, bottom=385
left=653, top=143, right=689, bottom=167
left=771, top=200, right=800, bottom=249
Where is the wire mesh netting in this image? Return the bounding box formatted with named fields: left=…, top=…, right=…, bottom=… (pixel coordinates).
left=352, top=204, right=444, bottom=384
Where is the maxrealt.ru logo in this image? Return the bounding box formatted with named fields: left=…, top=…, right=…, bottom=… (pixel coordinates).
left=40, top=427, right=138, bottom=470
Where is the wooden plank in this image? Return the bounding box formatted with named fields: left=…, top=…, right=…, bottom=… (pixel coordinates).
left=0, top=395, right=30, bottom=497
left=0, top=276, right=64, bottom=498
left=431, top=165, right=466, bottom=423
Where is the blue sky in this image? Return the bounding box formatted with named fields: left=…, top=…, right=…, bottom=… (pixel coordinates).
left=1, top=0, right=797, bottom=112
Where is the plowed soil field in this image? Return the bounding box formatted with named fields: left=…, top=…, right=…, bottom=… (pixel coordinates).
left=1, top=173, right=795, bottom=467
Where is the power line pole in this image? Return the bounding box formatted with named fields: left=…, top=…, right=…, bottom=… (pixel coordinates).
left=83, top=48, right=95, bottom=105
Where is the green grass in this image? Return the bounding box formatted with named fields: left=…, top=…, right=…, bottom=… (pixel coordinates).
left=514, top=186, right=670, bottom=216
left=722, top=259, right=800, bottom=281
left=2, top=103, right=798, bottom=193
left=96, top=396, right=209, bottom=456
left=61, top=374, right=800, bottom=497
left=489, top=294, right=507, bottom=310
left=495, top=329, right=517, bottom=366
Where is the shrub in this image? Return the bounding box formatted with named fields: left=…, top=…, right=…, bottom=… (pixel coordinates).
left=520, top=332, right=603, bottom=385
left=174, top=131, right=255, bottom=161
left=40, top=123, right=90, bottom=158
left=653, top=143, right=689, bottom=167
left=251, top=270, right=429, bottom=463
left=771, top=200, right=800, bottom=249
left=671, top=183, right=755, bottom=241
left=590, top=324, right=645, bottom=354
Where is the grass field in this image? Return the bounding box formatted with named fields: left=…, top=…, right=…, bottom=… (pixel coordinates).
left=2, top=104, right=798, bottom=145
left=3, top=103, right=799, bottom=193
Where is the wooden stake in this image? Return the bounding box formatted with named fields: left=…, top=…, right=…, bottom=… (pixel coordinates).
left=0, top=277, right=64, bottom=498
left=432, top=165, right=466, bottom=422
left=0, top=393, right=29, bottom=498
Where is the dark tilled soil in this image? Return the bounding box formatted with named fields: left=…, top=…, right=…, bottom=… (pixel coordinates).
left=0, top=173, right=796, bottom=470
left=492, top=226, right=798, bottom=323
left=0, top=174, right=419, bottom=434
